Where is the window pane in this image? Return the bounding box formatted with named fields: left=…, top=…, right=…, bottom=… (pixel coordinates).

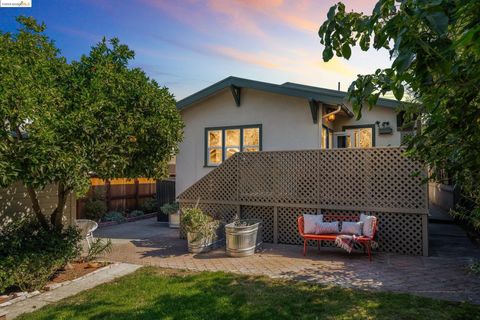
left=208, top=130, right=222, bottom=147
left=243, top=128, right=259, bottom=146
left=244, top=147, right=259, bottom=152
left=225, top=129, right=240, bottom=147
left=359, top=128, right=372, bottom=148
left=208, top=148, right=222, bottom=165
left=225, top=147, right=240, bottom=158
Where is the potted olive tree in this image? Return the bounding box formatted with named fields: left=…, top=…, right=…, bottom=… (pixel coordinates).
left=160, top=202, right=180, bottom=228
left=181, top=206, right=219, bottom=253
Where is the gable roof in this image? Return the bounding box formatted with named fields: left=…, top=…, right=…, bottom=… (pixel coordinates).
left=176, top=76, right=400, bottom=110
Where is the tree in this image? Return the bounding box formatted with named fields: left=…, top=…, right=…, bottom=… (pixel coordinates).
left=0, top=17, right=183, bottom=231
left=318, top=0, right=480, bottom=228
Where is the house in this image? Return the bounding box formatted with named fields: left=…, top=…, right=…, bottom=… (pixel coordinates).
left=175, top=76, right=404, bottom=197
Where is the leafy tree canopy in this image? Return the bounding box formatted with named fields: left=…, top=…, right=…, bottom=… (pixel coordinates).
left=318, top=0, right=480, bottom=228
left=0, top=17, right=183, bottom=230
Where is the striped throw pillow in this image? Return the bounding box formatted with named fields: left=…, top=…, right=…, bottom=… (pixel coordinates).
left=315, top=221, right=339, bottom=234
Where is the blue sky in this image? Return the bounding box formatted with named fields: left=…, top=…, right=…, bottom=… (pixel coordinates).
left=0, top=0, right=392, bottom=100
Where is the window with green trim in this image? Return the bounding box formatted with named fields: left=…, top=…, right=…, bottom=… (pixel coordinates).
left=205, top=125, right=262, bottom=166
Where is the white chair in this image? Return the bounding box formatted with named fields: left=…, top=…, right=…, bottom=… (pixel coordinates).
left=75, top=219, right=98, bottom=248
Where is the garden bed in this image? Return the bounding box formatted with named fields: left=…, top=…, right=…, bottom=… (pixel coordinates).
left=98, top=212, right=157, bottom=228
left=0, top=262, right=114, bottom=308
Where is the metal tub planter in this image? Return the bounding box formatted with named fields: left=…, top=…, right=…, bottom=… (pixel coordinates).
left=187, top=231, right=214, bottom=253
left=226, top=219, right=262, bottom=257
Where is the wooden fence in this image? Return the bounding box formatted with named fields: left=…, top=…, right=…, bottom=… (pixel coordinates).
left=77, top=178, right=156, bottom=218
left=178, top=148, right=429, bottom=256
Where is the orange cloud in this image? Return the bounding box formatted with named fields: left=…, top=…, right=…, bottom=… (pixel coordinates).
left=209, top=45, right=279, bottom=69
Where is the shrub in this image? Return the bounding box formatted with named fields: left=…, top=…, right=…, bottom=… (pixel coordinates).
left=83, top=238, right=112, bottom=262
left=84, top=199, right=107, bottom=221
left=141, top=198, right=158, bottom=213
left=181, top=207, right=219, bottom=242
left=0, top=220, right=81, bottom=292
left=101, top=211, right=125, bottom=222
left=92, top=187, right=106, bottom=201
left=128, top=210, right=144, bottom=217
left=160, top=202, right=179, bottom=216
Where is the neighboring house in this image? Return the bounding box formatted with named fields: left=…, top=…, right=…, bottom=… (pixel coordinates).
left=175, top=76, right=404, bottom=196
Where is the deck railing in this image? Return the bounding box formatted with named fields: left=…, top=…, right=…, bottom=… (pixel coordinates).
left=178, top=148, right=428, bottom=256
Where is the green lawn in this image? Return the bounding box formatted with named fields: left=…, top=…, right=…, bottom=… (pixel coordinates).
left=18, top=267, right=480, bottom=320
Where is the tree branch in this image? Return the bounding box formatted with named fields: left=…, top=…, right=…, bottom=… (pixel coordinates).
left=51, top=182, right=71, bottom=231
left=26, top=185, right=49, bottom=229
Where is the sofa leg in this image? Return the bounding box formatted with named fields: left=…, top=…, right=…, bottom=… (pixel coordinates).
left=317, top=240, right=321, bottom=252
left=367, top=242, right=372, bottom=262
left=303, top=239, right=307, bottom=256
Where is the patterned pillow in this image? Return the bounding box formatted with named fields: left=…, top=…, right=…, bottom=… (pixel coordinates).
left=360, top=213, right=376, bottom=237
left=315, top=221, right=339, bottom=234
left=303, top=214, right=323, bottom=234
left=341, top=221, right=363, bottom=235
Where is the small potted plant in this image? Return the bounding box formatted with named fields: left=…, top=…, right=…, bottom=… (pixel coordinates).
left=161, top=202, right=180, bottom=228
left=181, top=206, right=219, bottom=253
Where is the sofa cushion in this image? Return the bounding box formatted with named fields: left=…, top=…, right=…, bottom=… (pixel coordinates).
left=360, top=213, right=376, bottom=237
left=315, top=221, right=339, bottom=234
left=303, top=214, right=323, bottom=234
left=341, top=221, right=363, bottom=235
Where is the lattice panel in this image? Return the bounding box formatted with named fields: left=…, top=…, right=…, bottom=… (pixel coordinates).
left=238, top=152, right=276, bottom=203
left=367, top=149, right=426, bottom=210
left=241, top=205, right=274, bottom=243
left=375, top=212, right=423, bottom=255
left=272, top=150, right=319, bottom=205
left=179, top=153, right=239, bottom=202
left=277, top=207, right=318, bottom=245
left=319, top=150, right=371, bottom=208
left=180, top=148, right=426, bottom=212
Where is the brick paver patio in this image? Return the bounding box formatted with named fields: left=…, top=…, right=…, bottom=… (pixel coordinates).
left=96, top=218, right=480, bottom=304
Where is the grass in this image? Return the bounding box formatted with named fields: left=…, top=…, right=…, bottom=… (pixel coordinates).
left=18, top=267, right=480, bottom=320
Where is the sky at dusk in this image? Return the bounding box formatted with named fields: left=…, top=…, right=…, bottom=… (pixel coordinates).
left=0, top=0, right=392, bottom=100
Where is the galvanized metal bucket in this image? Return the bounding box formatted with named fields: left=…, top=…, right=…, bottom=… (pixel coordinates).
left=187, top=232, right=214, bottom=253
left=225, top=219, right=262, bottom=257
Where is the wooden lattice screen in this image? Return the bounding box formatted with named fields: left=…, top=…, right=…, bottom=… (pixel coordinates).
left=178, top=148, right=429, bottom=256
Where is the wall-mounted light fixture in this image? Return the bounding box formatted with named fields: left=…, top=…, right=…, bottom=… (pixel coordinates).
left=376, top=121, right=393, bottom=134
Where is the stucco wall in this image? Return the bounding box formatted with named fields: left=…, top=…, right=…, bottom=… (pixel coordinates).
left=333, top=104, right=401, bottom=147
left=0, top=182, right=76, bottom=229
left=176, top=88, right=400, bottom=196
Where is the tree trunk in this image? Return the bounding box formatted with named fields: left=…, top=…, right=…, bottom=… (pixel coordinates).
left=51, top=182, right=70, bottom=232
left=26, top=185, right=49, bottom=229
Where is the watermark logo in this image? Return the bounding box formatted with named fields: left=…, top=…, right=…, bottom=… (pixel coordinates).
left=1, top=0, right=31, bottom=7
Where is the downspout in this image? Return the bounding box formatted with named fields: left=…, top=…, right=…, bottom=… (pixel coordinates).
left=322, top=105, right=342, bottom=120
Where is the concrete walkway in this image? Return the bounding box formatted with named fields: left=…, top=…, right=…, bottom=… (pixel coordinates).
left=95, top=217, right=480, bottom=304
left=2, top=263, right=140, bottom=319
